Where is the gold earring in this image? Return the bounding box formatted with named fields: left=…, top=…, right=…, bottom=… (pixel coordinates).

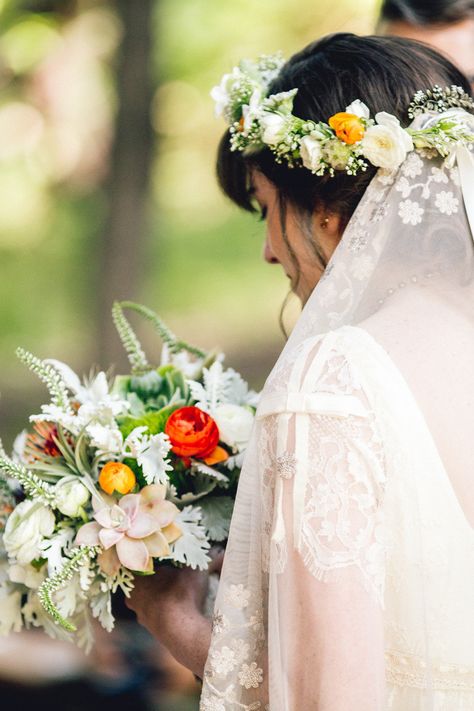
left=320, top=217, right=329, bottom=229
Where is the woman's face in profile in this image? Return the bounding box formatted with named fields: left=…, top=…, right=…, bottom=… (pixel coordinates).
left=250, top=170, right=343, bottom=304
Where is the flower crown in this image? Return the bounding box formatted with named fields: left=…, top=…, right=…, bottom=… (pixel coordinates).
left=211, top=53, right=474, bottom=176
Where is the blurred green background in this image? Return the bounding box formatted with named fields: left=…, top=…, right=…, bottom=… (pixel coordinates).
left=0, top=0, right=378, bottom=707
left=0, top=0, right=379, bottom=448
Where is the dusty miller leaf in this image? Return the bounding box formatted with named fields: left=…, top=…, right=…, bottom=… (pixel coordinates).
left=198, top=496, right=234, bottom=542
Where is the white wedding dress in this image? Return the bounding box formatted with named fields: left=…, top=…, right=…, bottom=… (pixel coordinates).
left=200, top=112, right=474, bottom=710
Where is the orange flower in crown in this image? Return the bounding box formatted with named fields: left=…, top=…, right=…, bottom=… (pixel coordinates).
left=328, top=112, right=365, bottom=145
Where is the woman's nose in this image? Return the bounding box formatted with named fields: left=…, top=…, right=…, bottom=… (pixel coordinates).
left=263, top=237, right=279, bottom=265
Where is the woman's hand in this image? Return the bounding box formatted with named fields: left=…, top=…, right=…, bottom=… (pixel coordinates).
left=125, top=547, right=224, bottom=678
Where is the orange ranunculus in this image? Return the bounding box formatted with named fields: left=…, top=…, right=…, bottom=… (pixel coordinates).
left=204, top=445, right=229, bottom=466
left=165, top=406, right=220, bottom=459
left=328, top=112, right=365, bottom=145
left=99, top=461, right=136, bottom=495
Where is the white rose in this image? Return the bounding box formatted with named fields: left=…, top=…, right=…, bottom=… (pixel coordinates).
left=345, top=99, right=370, bottom=119
left=300, top=135, right=323, bottom=172
left=213, top=404, right=254, bottom=452
left=361, top=112, right=414, bottom=170
left=3, top=501, right=55, bottom=565
left=55, top=478, right=90, bottom=518
left=260, top=112, right=287, bottom=145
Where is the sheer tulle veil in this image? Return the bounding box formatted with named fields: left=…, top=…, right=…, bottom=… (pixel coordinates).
left=200, top=110, right=474, bottom=710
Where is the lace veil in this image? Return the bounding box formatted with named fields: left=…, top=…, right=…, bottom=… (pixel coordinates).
left=200, top=110, right=474, bottom=710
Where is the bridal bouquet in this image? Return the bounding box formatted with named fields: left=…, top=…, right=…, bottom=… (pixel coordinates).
left=0, top=302, right=258, bottom=650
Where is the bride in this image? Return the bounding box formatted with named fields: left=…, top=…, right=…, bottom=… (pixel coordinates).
left=127, top=33, right=474, bottom=710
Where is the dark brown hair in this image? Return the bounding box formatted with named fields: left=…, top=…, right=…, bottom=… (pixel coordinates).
left=380, top=0, right=474, bottom=25
left=217, top=33, right=472, bottom=247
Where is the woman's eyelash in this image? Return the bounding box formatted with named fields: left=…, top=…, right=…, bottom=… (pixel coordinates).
left=259, top=207, right=268, bottom=221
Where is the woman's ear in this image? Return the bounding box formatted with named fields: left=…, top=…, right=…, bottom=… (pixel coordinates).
left=316, top=211, right=344, bottom=255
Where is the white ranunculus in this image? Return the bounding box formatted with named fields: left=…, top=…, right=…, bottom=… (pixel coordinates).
left=361, top=112, right=414, bottom=170
left=260, top=112, right=287, bottom=145
left=300, top=135, right=323, bottom=172
left=55, top=478, right=90, bottom=517
left=345, top=99, right=370, bottom=119
left=213, top=404, right=254, bottom=452
left=3, top=501, right=55, bottom=565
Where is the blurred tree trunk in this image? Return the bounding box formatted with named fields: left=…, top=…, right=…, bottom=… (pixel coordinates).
left=97, top=0, right=155, bottom=367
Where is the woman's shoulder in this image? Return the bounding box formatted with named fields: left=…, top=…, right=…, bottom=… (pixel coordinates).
left=257, top=325, right=381, bottom=420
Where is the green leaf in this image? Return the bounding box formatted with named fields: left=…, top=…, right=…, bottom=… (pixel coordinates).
left=197, top=496, right=234, bottom=542
left=157, top=364, right=175, bottom=377
left=118, top=403, right=180, bottom=439
left=31, top=557, right=48, bottom=571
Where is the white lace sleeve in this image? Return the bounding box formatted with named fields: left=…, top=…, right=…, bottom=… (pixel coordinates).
left=201, top=333, right=389, bottom=711
left=259, top=336, right=388, bottom=709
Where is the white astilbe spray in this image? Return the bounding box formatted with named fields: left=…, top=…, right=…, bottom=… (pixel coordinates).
left=17, top=349, right=71, bottom=412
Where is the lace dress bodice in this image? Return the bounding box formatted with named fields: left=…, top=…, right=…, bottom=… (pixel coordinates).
left=200, top=324, right=474, bottom=711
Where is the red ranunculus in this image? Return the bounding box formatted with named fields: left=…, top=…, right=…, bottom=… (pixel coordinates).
left=165, top=406, right=220, bottom=459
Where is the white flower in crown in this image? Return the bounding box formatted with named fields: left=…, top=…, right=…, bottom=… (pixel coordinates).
left=260, top=111, right=287, bottom=145
left=212, top=54, right=474, bottom=176
left=300, top=134, right=323, bottom=171
left=360, top=112, right=414, bottom=170
left=242, top=89, right=264, bottom=133
left=210, top=67, right=253, bottom=120
left=210, top=71, right=235, bottom=118
left=345, top=99, right=370, bottom=119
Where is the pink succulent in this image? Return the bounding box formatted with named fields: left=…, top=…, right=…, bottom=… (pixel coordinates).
left=75, top=484, right=182, bottom=574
